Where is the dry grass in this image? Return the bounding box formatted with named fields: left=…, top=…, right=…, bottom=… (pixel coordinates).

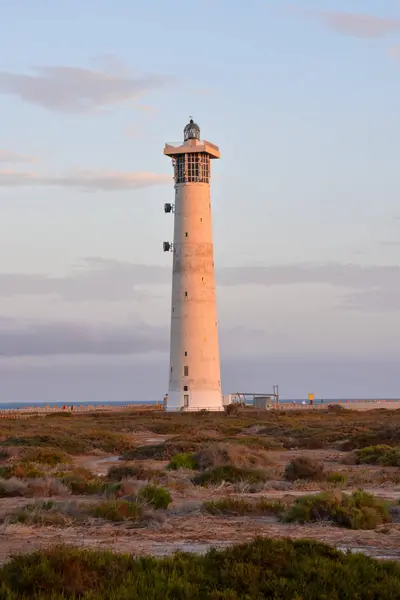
left=0, top=477, right=70, bottom=498
left=195, top=442, right=272, bottom=471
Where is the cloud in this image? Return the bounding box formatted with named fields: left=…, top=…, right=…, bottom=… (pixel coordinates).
left=0, top=169, right=170, bottom=192
left=292, top=7, right=400, bottom=38
left=1, top=259, right=400, bottom=311
left=0, top=151, right=37, bottom=163
left=0, top=318, right=167, bottom=357
left=0, top=64, right=169, bottom=113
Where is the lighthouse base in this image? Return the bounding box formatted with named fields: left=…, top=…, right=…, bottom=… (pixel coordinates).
left=165, top=390, right=224, bottom=413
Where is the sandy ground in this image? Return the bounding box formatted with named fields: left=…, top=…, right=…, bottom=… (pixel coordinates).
left=1, top=431, right=400, bottom=564
left=1, top=512, right=400, bottom=564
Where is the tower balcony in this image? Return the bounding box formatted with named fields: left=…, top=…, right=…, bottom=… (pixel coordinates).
left=164, top=139, right=220, bottom=159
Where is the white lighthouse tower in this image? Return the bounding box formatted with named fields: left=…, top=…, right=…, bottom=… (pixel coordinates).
left=163, top=119, right=223, bottom=412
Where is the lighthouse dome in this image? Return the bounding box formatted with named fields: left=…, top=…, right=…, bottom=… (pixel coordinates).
left=184, top=118, right=200, bottom=141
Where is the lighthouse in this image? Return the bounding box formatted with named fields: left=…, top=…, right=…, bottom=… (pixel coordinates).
left=163, top=119, right=223, bottom=412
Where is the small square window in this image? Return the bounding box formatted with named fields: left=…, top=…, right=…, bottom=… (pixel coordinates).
left=200, top=218, right=203, bottom=222
left=185, top=232, right=188, bottom=237
left=184, top=394, right=189, bottom=407
left=170, top=366, right=173, bottom=373
left=184, top=385, right=188, bottom=391
left=185, top=291, right=188, bottom=297
left=184, top=351, right=187, bottom=356
left=184, top=365, right=189, bottom=376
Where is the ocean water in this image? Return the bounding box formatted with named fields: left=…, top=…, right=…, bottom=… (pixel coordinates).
left=0, top=398, right=396, bottom=410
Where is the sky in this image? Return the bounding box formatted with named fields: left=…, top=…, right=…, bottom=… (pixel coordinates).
left=0, top=0, right=400, bottom=402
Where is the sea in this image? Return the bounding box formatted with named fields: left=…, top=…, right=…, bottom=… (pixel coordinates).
left=0, top=398, right=397, bottom=410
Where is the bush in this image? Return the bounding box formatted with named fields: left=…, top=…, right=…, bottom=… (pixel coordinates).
left=2, top=539, right=400, bottom=598
left=91, top=499, right=144, bottom=522
left=137, top=484, right=172, bottom=509
left=0, top=463, right=44, bottom=480
left=10, top=501, right=71, bottom=527
left=121, top=441, right=200, bottom=461
left=203, top=497, right=284, bottom=516
left=356, top=445, right=400, bottom=466
left=107, top=465, right=161, bottom=481
left=167, top=452, right=198, bottom=470
left=192, top=466, right=268, bottom=486
left=283, top=490, right=391, bottom=529
left=284, top=456, right=324, bottom=481
left=326, top=472, right=348, bottom=485
left=224, top=403, right=240, bottom=416
left=0, top=449, right=10, bottom=460
left=0, top=477, right=27, bottom=497
left=20, top=448, right=71, bottom=466
left=60, top=469, right=106, bottom=495
left=195, top=442, right=271, bottom=471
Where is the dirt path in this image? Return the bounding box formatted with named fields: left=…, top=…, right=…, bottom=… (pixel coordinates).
left=1, top=515, right=400, bottom=564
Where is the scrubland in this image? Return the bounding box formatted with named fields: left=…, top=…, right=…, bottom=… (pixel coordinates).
left=1, top=405, right=400, bottom=597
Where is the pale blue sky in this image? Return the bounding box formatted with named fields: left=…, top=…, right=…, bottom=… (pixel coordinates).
left=0, top=0, right=400, bottom=401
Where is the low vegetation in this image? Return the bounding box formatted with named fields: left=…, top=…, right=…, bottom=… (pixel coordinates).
left=355, top=445, right=400, bottom=467
left=91, top=499, right=144, bottom=522
left=2, top=539, right=400, bottom=598
left=195, top=442, right=272, bottom=471
left=0, top=463, right=44, bottom=479
left=0, top=477, right=69, bottom=498
left=137, top=484, right=172, bottom=509
left=107, top=465, right=161, bottom=481
left=59, top=468, right=107, bottom=495
left=121, top=440, right=201, bottom=461
left=283, top=490, right=391, bottom=529
left=167, top=452, right=198, bottom=470
left=326, top=472, right=348, bottom=485
left=203, top=497, right=285, bottom=516
left=284, top=456, right=324, bottom=481
left=192, top=465, right=269, bottom=486
left=20, top=448, right=71, bottom=466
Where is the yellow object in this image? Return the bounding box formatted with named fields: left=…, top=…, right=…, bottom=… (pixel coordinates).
left=308, top=393, right=314, bottom=401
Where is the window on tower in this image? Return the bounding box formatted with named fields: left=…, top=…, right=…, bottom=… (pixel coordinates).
left=174, top=153, right=210, bottom=184
left=184, top=366, right=189, bottom=376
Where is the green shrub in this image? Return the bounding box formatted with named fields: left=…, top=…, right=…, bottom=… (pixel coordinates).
left=356, top=445, right=400, bottom=466
left=327, top=472, right=348, bottom=485
left=107, top=465, right=160, bottom=481
left=0, top=463, right=44, bottom=480
left=91, top=499, right=143, bottom=522
left=224, top=403, right=240, bottom=416
left=2, top=538, right=400, bottom=598
left=0, top=449, right=10, bottom=460
left=137, top=484, right=172, bottom=509
left=203, top=497, right=284, bottom=516
left=20, top=448, right=71, bottom=466
left=284, top=456, right=324, bottom=481
left=121, top=440, right=200, bottom=461
left=167, top=452, right=198, bottom=470
left=283, top=490, right=391, bottom=529
left=61, top=469, right=106, bottom=495
left=192, top=465, right=268, bottom=486
left=224, top=436, right=282, bottom=450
